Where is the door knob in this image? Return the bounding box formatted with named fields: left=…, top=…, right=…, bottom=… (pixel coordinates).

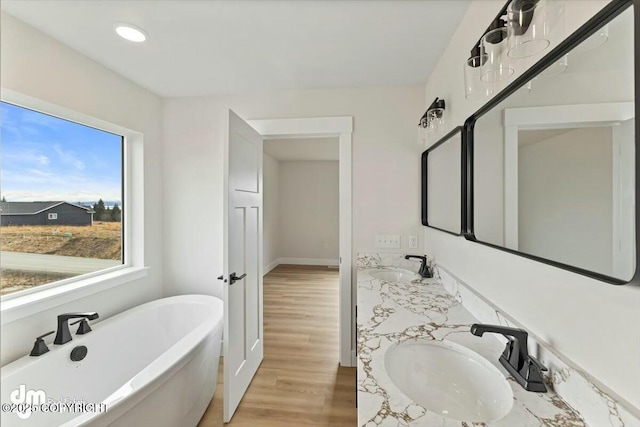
left=229, top=272, right=247, bottom=285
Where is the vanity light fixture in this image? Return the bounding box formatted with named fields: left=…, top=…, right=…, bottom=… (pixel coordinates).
left=464, top=0, right=565, bottom=99
left=418, top=98, right=446, bottom=144
left=114, top=23, right=148, bottom=43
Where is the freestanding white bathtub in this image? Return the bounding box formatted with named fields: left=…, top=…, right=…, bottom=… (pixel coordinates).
left=0, top=295, right=224, bottom=427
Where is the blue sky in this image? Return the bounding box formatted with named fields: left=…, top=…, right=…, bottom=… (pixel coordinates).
left=0, top=102, right=122, bottom=204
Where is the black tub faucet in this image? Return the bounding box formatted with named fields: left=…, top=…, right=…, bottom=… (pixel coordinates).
left=54, top=312, right=99, bottom=345
left=404, top=255, right=432, bottom=278
left=470, top=323, right=548, bottom=392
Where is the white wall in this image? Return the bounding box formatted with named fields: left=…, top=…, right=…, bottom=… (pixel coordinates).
left=424, top=0, right=640, bottom=410
left=0, top=13, right=164, bottom=364
left=279, top=161, right=339, bottom=262
left=518, top=127, right=613, bottom=275
left=263, top=153, right=280, bottom=271
left=162, top=85, right=424, bottom=300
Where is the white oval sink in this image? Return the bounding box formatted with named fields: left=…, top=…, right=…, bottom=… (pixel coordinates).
left=385, top=340, right=513, bottom=423
left=370, top=269, right=420, bottom=283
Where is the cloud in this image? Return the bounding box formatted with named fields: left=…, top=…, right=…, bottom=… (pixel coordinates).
left=26, top=169, right=53, bottom=177
left=4, top=189, right=121, bottom=203
left=20, top=108, right=62, bottom=131
left=54, top=144, right=85, bottom=171
left=3, top=150, right=50, bottom=167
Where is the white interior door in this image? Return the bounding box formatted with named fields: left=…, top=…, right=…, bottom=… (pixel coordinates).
left=223, top=110, right=264, bottom=422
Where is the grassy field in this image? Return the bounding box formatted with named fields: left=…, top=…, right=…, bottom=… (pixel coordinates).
left=1, top=222, right=122, bottom=294
left=1, top=222, right=122, bottom=259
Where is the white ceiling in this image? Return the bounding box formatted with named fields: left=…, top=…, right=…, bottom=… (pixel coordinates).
left=1, top=0, right=470, bottom=98
left=264, top=137, right=338, bottom=161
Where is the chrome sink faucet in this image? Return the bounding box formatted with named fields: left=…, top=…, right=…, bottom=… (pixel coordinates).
left=54, top=312, right=99, bottom=345
left=404, top=255, right=433, bottom=278
left=470, top=324, right=548, bottom=392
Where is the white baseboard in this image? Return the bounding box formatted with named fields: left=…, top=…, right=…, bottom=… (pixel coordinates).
left=278, top=257, right=339, bottom=267
left=263, top=259, right=280, bottom=275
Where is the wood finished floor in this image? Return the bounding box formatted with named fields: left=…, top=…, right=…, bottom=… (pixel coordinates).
left=198, top=265, right=357, bottom=427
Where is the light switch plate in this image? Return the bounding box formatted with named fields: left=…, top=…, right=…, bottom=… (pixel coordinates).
left=375, top=234, right=401, bottom=249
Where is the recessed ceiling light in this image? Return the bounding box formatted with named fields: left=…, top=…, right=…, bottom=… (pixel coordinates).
left=114, top=24, right=147, bottom=43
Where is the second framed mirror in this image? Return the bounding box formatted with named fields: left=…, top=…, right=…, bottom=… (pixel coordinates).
left=422, top=126, right=464, bottom=235
left=465, top=0, right=636, bottom=284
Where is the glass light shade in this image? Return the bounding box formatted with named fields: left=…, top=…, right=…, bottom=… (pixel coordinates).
left=465, top=54, right=493, bottom=99
left=481, top=28, right=514, bottom=83
left=418, top=125, right=428, bottom=146
left=571, top=25, right=609, bottom=55
left=538, top=54, right=568, bottom=77
left=507, top=0, right=551, bottom=58
left=426, top=108, right=445, bottom=136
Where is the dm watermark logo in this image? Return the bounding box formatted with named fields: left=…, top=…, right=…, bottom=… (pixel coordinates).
left=2, top=384, right=107, bottom=420
left=9, top=384, right=46, bottom=419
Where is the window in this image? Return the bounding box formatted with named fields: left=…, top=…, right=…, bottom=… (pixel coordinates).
left=0, top=101, right=124, bottom=296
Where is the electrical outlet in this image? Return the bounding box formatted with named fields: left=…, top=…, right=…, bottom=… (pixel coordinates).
left=408, top=235, right=418, bottom=249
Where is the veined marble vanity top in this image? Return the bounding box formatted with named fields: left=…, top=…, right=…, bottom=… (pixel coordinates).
left=356, top=254, right=585, bottom=427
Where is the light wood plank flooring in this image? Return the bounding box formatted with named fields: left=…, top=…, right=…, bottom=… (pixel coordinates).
left=198, top=265, right=357, bottom=427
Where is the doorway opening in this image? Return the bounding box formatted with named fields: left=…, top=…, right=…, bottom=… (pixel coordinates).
left=263, top=136, right=340, bottom=272
left=249, top=116, right=354, bottom=367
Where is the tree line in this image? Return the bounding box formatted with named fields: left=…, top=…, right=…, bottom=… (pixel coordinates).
left=92, top=199, right=121, bottom=222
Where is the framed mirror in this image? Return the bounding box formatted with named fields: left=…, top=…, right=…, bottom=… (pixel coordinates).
left=422, top=126, right=464, bottom=235
left=465, top=0, right=637, bottom=284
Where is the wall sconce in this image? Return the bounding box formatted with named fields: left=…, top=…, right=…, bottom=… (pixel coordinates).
left=419, top=98, right=446, bottom=144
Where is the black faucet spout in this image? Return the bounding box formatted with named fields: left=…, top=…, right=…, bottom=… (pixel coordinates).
left=54, top=312, right=99, bottom=345
left=470, top=323, right=547, bottom=392
left=404, top=255, right=432, bottom=278
left=470, top=324, right=528, bottom=370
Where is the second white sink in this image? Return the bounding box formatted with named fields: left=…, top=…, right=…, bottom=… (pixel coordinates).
left=370, top=269, right=420, bottom=283
left=384, top=340, right=513, bottom=423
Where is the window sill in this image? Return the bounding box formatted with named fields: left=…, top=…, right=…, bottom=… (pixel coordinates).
left=0, top=266, right=149, bottom=325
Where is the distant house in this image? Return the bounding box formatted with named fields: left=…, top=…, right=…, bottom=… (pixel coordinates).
left=0, top=201, right=94, bottom=226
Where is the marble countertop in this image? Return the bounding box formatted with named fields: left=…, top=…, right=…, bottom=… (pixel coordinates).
left=356, top=256, right=586, bottom=427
